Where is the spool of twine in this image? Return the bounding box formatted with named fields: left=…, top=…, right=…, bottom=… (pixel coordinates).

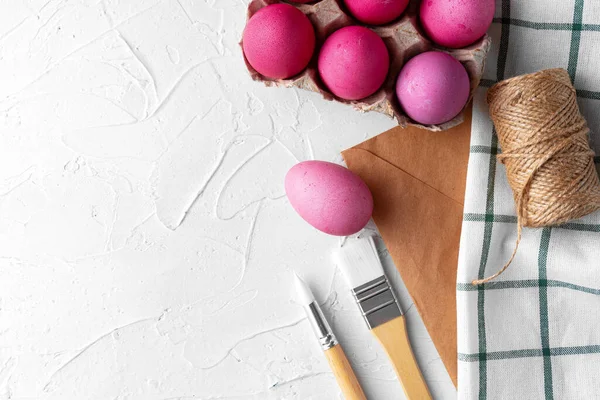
left=473, top=68, right=600, bottom=285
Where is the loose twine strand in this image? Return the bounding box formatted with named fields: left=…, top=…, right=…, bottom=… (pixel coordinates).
left=472, top=68, right=600, bottom=285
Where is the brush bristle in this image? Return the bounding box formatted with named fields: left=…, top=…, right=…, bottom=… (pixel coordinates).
left=334, top=236, right=384, bottom=289
left=293, top=272, right=315, bottom=305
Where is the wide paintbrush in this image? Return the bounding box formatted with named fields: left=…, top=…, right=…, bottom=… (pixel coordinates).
left=335, top=237, right=432, bottom=400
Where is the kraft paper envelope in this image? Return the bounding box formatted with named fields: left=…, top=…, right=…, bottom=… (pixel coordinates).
left=342, top=105, right=472, bottom=387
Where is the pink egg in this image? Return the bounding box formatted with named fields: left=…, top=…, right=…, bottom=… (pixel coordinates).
left=344, top=0, right=409, bottom=25
left=242, top=4, right=315, bottom=79
left=318, top=26, right=389, bottom=100
left=420, top=0, right=494, bottom=48
left=396, top=51, right=470, bottom=125
left=285, top=161, right=373, bottom=236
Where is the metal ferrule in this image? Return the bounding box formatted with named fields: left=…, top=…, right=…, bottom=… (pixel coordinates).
left=352, top=275, right=403, bottom=329
left=304, top=301, right=338, bottom=350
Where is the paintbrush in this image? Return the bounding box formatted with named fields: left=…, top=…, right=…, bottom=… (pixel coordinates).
left=293, top=273, right=367, bottom=400
left=335, top=237, right=432, bottom=400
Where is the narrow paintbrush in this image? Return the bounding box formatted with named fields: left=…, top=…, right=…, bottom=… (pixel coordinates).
left=335, top=237, right=432, bottom=400
left=293, top=273, right=367, bottom=400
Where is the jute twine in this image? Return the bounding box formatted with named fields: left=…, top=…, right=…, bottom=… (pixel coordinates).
left=473, top=68, right=600, bottom=285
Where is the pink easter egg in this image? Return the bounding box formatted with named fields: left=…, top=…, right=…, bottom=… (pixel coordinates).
left=242, top=3, right=315, bottom=79
left=396, top=51, right=470, bottom=125
left=318, top=26, right=389, bottom=100
left=343, top=0, right=409, bottom=25
left=285, top=161, right=373, bottom=236
left=420, top=0, right=495, bottom=48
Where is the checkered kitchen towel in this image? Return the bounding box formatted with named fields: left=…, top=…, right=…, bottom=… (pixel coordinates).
left=457, top=1, right=600, bottom=399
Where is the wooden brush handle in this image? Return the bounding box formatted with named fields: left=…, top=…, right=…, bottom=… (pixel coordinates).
left=324, top=345, right=367, bottom=400
left=372, top=316, right=432, bottom=400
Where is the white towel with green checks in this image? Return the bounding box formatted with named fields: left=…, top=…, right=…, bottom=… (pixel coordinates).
left=457, top=1, right=600, bottom=399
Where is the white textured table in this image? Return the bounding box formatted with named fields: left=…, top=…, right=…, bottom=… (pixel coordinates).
left=0, top=1, right=456, bottom=398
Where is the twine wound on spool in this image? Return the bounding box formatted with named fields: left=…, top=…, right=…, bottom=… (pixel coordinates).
left=473, top=68, right=600, bottom=285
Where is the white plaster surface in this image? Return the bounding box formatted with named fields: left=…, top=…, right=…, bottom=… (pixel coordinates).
left=0, top=1, right=456, bottom=398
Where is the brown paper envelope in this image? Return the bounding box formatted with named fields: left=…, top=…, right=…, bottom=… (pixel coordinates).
left=342, top=106, right=472, bottom=387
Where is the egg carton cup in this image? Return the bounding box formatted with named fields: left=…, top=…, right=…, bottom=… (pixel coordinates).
left=242, top=0, right=491, bottom=131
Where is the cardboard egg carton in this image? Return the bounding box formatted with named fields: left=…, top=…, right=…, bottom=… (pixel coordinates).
left=242, top=0, right=491, bottom=131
